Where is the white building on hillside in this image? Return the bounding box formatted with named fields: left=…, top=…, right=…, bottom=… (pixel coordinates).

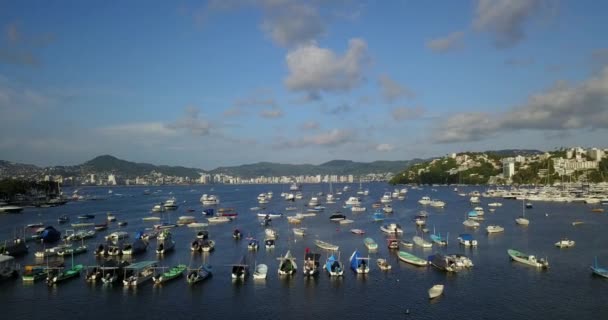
left=502, top=158, right=516, bottom=178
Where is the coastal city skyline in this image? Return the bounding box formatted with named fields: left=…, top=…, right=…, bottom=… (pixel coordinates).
left=1, top=1, right=607, bottom=169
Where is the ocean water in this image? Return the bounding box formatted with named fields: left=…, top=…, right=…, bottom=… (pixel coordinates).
left=1, top=183, right=607, bottom=319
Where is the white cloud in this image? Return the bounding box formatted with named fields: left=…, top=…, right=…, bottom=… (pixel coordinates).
left=378, top=75, right=414, bottom=102
left=376, top=143, right=395, bottom=152
left=284, top=38, right=369, bottom=96
left=98, top=122, right=178, bottom=138
left=300, top=120, right=319, bottom=130
left=274, top=128, right=355, bottom=149
left=260, top=0, right=325, bottom=47
left=473, top=0, right=553, bottom=48
left=433, top=66, right=608, bottom=143
left=391, top=106, right=425, bottom=121
left=426, top=31, right=464, bottom=53
left=165, top=106, right=212, bottom=136
left=260, top=108, right=284, bottom=118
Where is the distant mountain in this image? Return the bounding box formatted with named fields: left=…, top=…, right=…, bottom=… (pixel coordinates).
left=209, top=159, right=425, bottom=178
left=81, top=155, right=202, bottom=178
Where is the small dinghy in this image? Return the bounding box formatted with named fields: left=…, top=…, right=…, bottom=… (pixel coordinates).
left=428, top=284, right=444, bottom=299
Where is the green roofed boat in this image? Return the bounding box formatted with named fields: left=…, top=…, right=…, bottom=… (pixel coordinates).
left=397, top=251, right=429, bottom=267
left=508, top=249, right=548, bottom=269
left=153, top=264, right=186, bottom=285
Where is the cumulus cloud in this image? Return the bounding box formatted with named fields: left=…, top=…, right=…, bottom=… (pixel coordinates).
left=504, top=57, right=535, bottom=67
left=391, top=106, right=425, bottom=120
left=376, top=143, right=395, bottom=152
left=378, top=75, right=415, bottom=102
left=260, top=0, right=325, bottom=47
left=300, top=120, right=319, bottom=130
left=433, top=66, right=608, bottom=143
left=473, top=0, right=553, bottom=48
left=260, top=108, right=284, bottom=118
left=274, top=128, right=354, bottom=149
left=98, top=122, right=178, bottom=138
left=426, top=31, right=464, bottom=53
left=165, top=106, right=211, bottom=136
left=284, top=38, right=369, bottom=96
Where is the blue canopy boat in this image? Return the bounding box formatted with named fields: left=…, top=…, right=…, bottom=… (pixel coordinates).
left=591, top=257, right=608, bottom=278
left=349, top=250, right=369, bottom=274
left=325, top=253, right=344, bottom=276
left=41, top=226, right=61, bottom=243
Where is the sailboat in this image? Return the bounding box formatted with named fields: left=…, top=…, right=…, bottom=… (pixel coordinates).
left=349, top=250, right=370, bottom=274
left=326, top=181, right=336, bottom=204
left=231, top=255, right=249, bottom=280
left=430, top=227, right=448, bottom=246
left=277, top=250, right=297, bottom=275
left=515, top=199, right=530, bottom=226
left=325, top=253, right=344, bottom=276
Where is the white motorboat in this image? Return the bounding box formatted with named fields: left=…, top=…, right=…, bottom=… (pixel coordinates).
left=380, top=192, right=392, bottom=203
left=418, top=196, right=431, bottom=205
left=555, top=238, right=575, bottom=248
left=429, top=199, right=445, bottom=208
left=200, top=194, right=220, bottom=206
left=486, top=225, right=505, bottom=233
left=380, top=223, right=403, bottom=234
left=413, top=236, right=432, bottom=248
left=207, top=216, right=231, bottom=223
left=470, top=196, right=481, bottom=204
left=253, top=263, right=268, bottom=279
left=428, top=284, right=444, bottom=299
left=265, top=228, right=278, bottom=240
left=488, top=202, right=502, bottom=207
left=463, top=219, right=480, bottom=228
left=151, top=203, right=165, bottom=213
left=163, top=198, right=179, bottom=210
left=292, top=228, right=306, bottom=236
left=315, top=239, right=339, bottom=251
left=345, top=196, right=362, bottom=206
left=457, top=234, right=478, bottom=246
left=105, top=231, right=129, bottom=242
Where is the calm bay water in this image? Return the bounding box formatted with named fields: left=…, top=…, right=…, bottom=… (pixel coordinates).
left=1, top=183, right=607, bottom=319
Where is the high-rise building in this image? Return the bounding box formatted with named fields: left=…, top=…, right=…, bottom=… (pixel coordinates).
left=502, top=158, right=516, bottom=178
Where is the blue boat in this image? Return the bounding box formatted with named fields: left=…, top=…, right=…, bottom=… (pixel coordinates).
left=430, top=229, right=448, bottom=246
left=325, top=254, right=344, bottom=276
left=202, top=209, right=214, bottom=216
left=40, top=226, right=61, bottom=243
left=372, top=211, right=385, bottom=222
left=349, top=250, right=369, bottom=274
left=591, top=257, right=608, bottom=278
left=458, top=234, right=477, bottom=246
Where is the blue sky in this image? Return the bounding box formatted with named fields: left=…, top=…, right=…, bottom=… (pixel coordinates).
left=1, top=0, right=607, bottom=170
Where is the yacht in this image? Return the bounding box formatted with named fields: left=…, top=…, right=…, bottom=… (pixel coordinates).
left=345, top=197, right=362, bottom=206
left=200, top=194, right=220, bottom=206
left=163, top=198, right=179, bottom=210
left=380, top=192, right=392, bottom=203
left=418, top=196, right=431, bottom=205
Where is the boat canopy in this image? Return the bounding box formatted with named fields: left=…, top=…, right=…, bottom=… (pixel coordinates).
left=459, top=234, right=474, bottom=241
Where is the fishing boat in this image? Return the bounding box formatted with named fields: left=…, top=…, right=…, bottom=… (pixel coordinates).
left=325, top=253, right=344, bottom=276
left=397, top=251, right=428, bottom=267
left=315, top=239, right=339, bottom=251
left=376, top=258, right=392, bottom=271
left=122, top=233, right=148, bottom=255
left=248, top=239, right=259, bottom=250
left=122, top=260, right=158, bottom=287
left=292, top=228, right=306, bottom=236
left=486, top=225, right=505, bottom=233
left=364, top=237, right=378, bottom=251
left=430, top=253, right=474, bottom=272
left=458, top=234, right=478, bottom=247
left=380, top=222, right=403, bottom=234
left=156, top=230, right=175, bottom=254
left=554, top=238, right=575, bottom=248
left=400, top=240, right=414, bottom=248
left=207, top=216, right=231, bottom=223
left=100, top=260, right=130, bottom=284
left=56, top=243, right=88, bottom=257
left=350, top=229, right=365, bottom=235
left=94, top=222, right=108, bottom=231
left=153, top=264, right=187, bottom=284
left=277, top=250, right=297, bottom=275
left=264, top=238, right=275, bottom=249
left=231, top=255, right=249, bottom=279
left=257, top=212, right=283, bottom=218
left=46, top=258, right=84, bottom=285
left=387, top=238, right=399, bottom=249
left=428, top=284, right=444, bottom=299
left=253, top=263, right=268, bottom=280
left=349, top=250, right=369, bottom=274
left=590, top=257, right=608, bottom=278
left=413, top=236, right=432, bottom=248
left=303, top=250, right=321, bottom=277
left=507, top=249, right=548, bottom=268
left=105, top=231, right=129, bottom=243
left=34, top=244, right=71, bottom=258
left=186, top=264, right=212, bottom=284
left=64, top=230, right=95, bottom=242
left=430, top=229, right=448, bottom=246
left=22, top=261, right=64, bottom=282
